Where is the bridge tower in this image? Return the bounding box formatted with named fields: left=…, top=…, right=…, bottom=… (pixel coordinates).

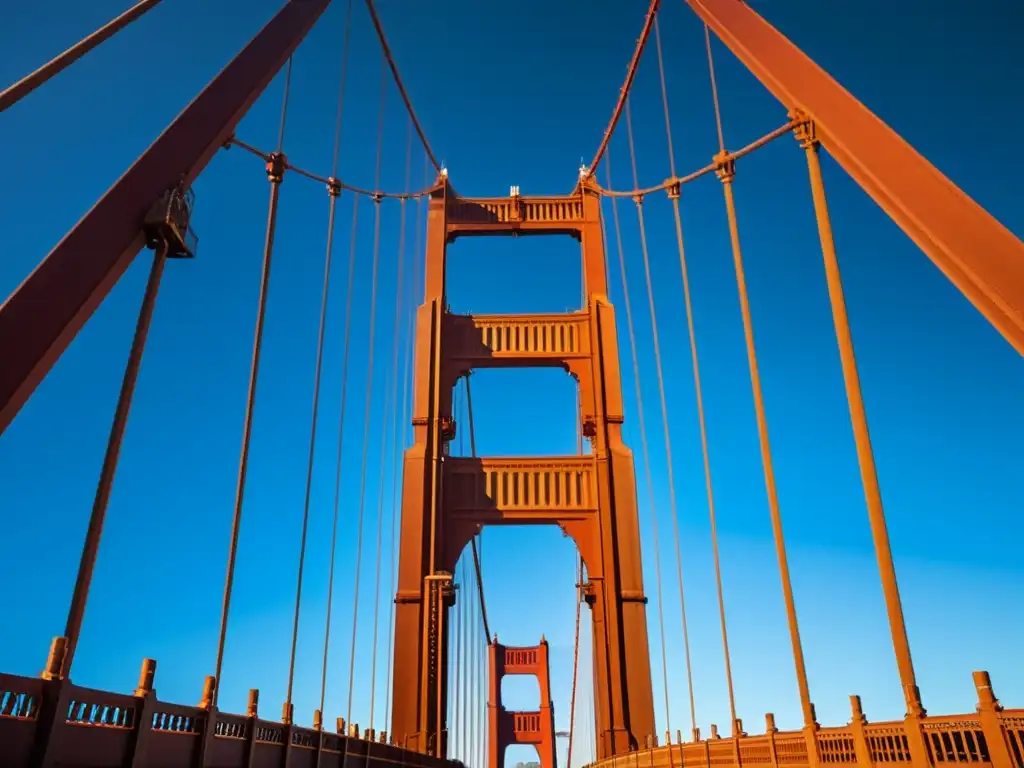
left=487, top=637, right=557, bottom=768
left=390, top=175, right=655, bottom=759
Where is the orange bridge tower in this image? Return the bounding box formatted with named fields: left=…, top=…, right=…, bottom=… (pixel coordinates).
left=390, top=176, right=656, bottom=759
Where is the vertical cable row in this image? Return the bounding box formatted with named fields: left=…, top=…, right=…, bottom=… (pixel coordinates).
left=604, top=146, right=675, bottom=740
left=212, top=58, right=294, bottom=705
left=345, top=51, right=389, bottom=724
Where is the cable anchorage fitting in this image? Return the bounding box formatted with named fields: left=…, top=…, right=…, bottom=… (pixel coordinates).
left=714, top=150, right=736, bottom=184
left=371, top=191, right=383, bottom=205
left=631, top=193, right=644, bottom=207
left=266, top=152, right=287, bottom=184
left=789, top=109, right=817, bottom=150
left=666, top=179, right=682, bottom=200
left=142, top=178, right=198, bottom=259
left=326, top=177, right=342, bottom=198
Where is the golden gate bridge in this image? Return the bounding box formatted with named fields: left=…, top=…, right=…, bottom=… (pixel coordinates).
left=1, top=1, right=1022, bottom=768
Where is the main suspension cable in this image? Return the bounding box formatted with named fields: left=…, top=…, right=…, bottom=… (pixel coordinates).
left=587, top=0, right=661, bottom=176
left=319, top=0, right=357, bottom=721
left=346, top=52, right=388, bottom=724
left=605, top=145, right=673, bottom=736
left=364, top=0, right=441, bottom=172
left=588, top=122, right=797, bottom=199
left=0, top=0, right=165, bottom=113
left=370, top=119, right=414, bottom=732
left=227, top=136, right=439, bottom=200
left=213, top=52, right=294, bottom=705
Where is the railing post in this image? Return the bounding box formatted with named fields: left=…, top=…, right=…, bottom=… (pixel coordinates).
left=801, top=707, right=821, bottom=768
left=195, top=674, right=217, bottom=768
left=127, top=658, right=157, bottom=767
left=847, top=696, right=873, bottom=768
left=973, top=671, right=1013, bottom=768
left=245, top=689, right=260, bottom=768
left=765, top=714, right=780, bottom=768
left=705, top=725, right=716, bottom=768
left=31, top=636, right=75, bottom=768
left=902, top=698, right=931, bottom=768
left=337, top=718, right=349, bottom=768
left=281, top=701, right=295, bottom=768
left=314, top=709, right=324, bottom=768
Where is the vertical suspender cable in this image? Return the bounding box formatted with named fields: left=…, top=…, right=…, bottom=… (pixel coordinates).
left=566, top=554, right=583, bottom=768
left=703, top=23, right=772, bottom=736
left=319, top=0, right=356, bottom=722
left=464, top=372, right=487, bottom=768
left=213, top=58, right=293, bottom=704
left=385, top=158, right=425, bottom=735
left=463, top=506, right=472, bottom=762
left=285, top=3, right=361, bottom=712
left=567, top=241, right=587, bottom=765
left=451, top=382, right=464, bottom=755
left=345, top=52, right=388, bottom=724
left=697, top=26, right=742, bottom=736
left=605, top=144, right=673, bottom=738
left=797, top=118, right=917, bottom=717
left=369, top=117, right=413, bottom=733
left=465, top=375, right=490, bottom=642
left=460, top=554, right=467, bottom=756
left=650, top=15, right=703, bottom=743
left=459, top=382, right=469, bottom=760
left=323, top=195, right=360, bottom=716
left=62, top=239, right=170, bottom=678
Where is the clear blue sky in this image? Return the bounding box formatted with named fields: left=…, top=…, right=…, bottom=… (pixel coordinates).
left=1, top=1, right=1022, bottom=766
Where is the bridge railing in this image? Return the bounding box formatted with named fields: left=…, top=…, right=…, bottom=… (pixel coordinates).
left=0, top=647, right=462, bottom=768
left=584, top=673, right=1024, bottom=768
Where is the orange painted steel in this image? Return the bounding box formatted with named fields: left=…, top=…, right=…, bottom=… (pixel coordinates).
left=0, top=0, right=332, bottom=435
left=389, top=178, right=656, bottom=759
left=0, top=644, right=463, bottom=768
left=683, top=0, right=1024, bottom=356
left=487, top=638, right=556, bottom=768
left=580, top=672, right=1022, bottom=768
left=2, top=1, right=1024, bottom=766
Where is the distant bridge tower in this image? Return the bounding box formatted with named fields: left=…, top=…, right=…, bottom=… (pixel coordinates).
left=488, top=637, right=556, bottom=768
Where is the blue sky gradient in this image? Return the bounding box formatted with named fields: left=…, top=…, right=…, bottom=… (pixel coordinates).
left=1, top=1, right=1022, bottom=767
